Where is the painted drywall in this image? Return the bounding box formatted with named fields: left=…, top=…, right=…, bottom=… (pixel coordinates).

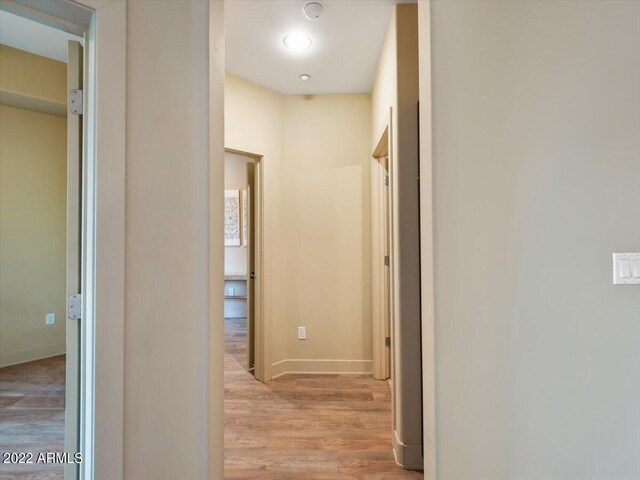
left=0, top=104, right=67, bottom=367
left=225, top=74, right=285, bottom=376
left=124, top=1, right=220, bottom=478
left=209, top=0, right=225, bottom=476
left=425, top=1, right=640, bottom=479
left=225, top=74, right=372, bottom=378
left=370, top=3, right=422, bottom=469
left=281, top=93, right=372, bottom=365
left=417, top=1, right=436, bottom=478
left=0, top=46, right=67, bottom=367
left=0, top=44, right=67, bottom=116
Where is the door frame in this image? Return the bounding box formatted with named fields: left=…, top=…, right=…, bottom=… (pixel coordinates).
left=0, top=1, right=126, bottom=478
left=371, top=112, right=395, bottom=381
left=225, top=147, right=266, bottom=382
left=65, top=39, right=83, bottom=480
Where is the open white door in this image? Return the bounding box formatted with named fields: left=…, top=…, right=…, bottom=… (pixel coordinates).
left=65, top=39, right=83, bottom=480
left=382, top=156, right=392, bottom=380
left=246, top=162, right=256, bottom=374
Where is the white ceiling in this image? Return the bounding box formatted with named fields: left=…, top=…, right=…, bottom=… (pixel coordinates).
left=226, top=0, right=415, bottom=95
left=0, top=10, right=82, bottom=63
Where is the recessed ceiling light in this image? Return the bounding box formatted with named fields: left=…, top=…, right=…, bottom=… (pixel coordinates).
left=283, top=32, right=312, bottom=50
left=299, top=74, right=311, bottom=81
left=303, top=2, right=324, bottom=20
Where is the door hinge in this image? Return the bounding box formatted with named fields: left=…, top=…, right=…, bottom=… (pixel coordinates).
left=383, top=175, right=390, bottom=186
left=384, top=255, right=390, bottom=266
left=69, top=89, right=83, bottom=115
left=385, top=336, right=391, bottom=348
left=68, top=294, right=82, bottom=320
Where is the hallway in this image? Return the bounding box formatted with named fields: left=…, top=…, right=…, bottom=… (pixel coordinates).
left=224, top=318, right=422, bottom=479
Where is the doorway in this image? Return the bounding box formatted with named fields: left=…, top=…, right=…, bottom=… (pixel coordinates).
left=0, top=5, right=90, bottom=479
left=372, top=126, right=393, bottom=382
left=223, top=0, right=422, bottom=477
left=223, top=149, right=263, bottom=381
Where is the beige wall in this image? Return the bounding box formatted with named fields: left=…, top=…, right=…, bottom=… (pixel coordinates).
left=0, top=105, right=67, bottom=367
left=371, top=3, right=422, bottom=469
left=124, top=1, right=218, bottom=478
left=0, top=46, right=67, bottom=367
left=281, top=93, right=372, bottom=367
left=0, top=44, right=67, bottom=116
left=225, top=74, right=372, bottom=378
left=424, top=1, right=640, bottom=479
left=225, top=74, right=286, bottom=374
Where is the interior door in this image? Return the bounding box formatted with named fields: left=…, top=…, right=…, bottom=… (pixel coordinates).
left=65, top=39, right=83, bottom=480
left=382, top=156, right=392, bottom=380
left=246, top=162, right=256, bottom=373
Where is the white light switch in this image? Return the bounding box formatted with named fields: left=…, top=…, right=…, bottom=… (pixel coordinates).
left=620, top=260, right=632, bottom=278
left=45, top=313, right=55, bottom=325
left=613, top=253, right=640, bottom=285
left=297, top=326, right=306, bottom=340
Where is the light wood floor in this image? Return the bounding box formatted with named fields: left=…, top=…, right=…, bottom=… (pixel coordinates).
left=0, top=355, right=65, bottom=480
left=224, top=317, right=423, bottom=480
left=0, top=322, right=422, bottom=480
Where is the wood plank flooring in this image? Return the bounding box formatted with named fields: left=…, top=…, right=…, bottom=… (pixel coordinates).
left=0, top=322, right=422, bottom=479
left=0, top=355, right=65, bottom=480
left=224, top=318, right=423, bottom=480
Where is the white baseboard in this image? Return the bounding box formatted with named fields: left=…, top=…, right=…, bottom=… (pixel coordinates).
left=0, top=344, right=65, bottom=368
left=271, top=358, right=373, bottom=379
left=392, top=429, right=424, bottom=471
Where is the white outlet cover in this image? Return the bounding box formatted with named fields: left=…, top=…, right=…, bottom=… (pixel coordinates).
left=613, top=253, right=640, bottom=285
left=45, top=313, right=55, bottom=325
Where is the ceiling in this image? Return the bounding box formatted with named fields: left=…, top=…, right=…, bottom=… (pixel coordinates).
left=0, top=10, right=82, bottom=63
left=226, top=0, right=415, bottom=95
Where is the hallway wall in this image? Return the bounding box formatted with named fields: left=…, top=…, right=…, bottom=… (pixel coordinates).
left=280, top=94, right=372, bottom=369
left=123, top=1, right=220, bottom=478
left=225, top=74, right=286, bottom=376
left=225, top=75, right=372, bottom=378
left=423, top=1, right=640, bottom=478
left=370, top=3, right=422, bottom=469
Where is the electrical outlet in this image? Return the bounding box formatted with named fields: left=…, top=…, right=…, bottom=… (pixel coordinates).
left=45, top=313, right=55, bottom=325
left=297, top=326, right=306, bottom=340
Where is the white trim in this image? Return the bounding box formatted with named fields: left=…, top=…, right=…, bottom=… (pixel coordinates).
left=392, top=429, right=424, bottom=471
left=271, top=359, right=373, bottom=379
left=418, top=1, right=436, bottom=480
left=80, top=1, right=125, bottom=479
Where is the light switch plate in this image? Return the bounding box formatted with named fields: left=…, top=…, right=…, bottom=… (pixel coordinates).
left=297, top=326, right=306, bottom=340
left=45, top=313, right=56, bottom=325
left=613, top=253, right=640, bottom=285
